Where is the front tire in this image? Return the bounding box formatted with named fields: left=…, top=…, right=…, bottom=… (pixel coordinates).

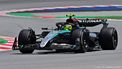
left=99, top=27, right=118, bottom=50
left=18, top=29, right=36, bottom=54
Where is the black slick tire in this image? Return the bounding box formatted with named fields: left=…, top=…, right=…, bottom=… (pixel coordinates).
left=18, top=29, right=36, bottom=54
left=99, top=27, right=118, bottom=50
left=72, top=29, right=87, bottom=53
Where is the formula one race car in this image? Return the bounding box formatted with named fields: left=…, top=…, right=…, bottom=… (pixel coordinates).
left=13, top=14, right=118, bottom=54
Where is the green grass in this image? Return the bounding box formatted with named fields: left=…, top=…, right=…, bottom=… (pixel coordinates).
left=0, top=38, right=8, bottom=44
left=57, top=16, right=122, bottom=19
left=7, top=12, right=122, bottom=19
left=8, top=12, right=34, bottom=17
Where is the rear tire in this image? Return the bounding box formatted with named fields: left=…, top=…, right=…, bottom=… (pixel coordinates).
left=18, top=29, right=36, bottom=54
left=72, top=29, right=88, bottom=53
left=99, top=27, right=118, bottom=50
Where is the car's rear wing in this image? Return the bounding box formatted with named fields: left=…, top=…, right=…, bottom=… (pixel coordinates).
left=78, top=18, right=108, bottom=27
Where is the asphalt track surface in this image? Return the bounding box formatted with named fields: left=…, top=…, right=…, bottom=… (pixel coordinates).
left=0, top=0, right=122, bottom=69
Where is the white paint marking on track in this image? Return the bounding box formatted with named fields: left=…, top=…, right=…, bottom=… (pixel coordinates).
left=108, top=19, right=122, bottom=21
left=0, top=49, right=11, bottom=51
left=0, top=45, right=12, bottom=48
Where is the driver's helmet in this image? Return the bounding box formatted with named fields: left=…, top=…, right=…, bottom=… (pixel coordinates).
left=63, top=24, right=72, bottom=31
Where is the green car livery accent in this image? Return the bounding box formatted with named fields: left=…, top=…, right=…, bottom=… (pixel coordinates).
left=40, top=30, right=70, bottom=48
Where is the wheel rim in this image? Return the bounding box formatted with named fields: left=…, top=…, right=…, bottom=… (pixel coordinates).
left=112, top=30, right=118, bottom=48
left=80, top=34, right=87, bottom=51
left=82, top=36, right=87, bottom=47
left=28, top=34, right=31, bottom=42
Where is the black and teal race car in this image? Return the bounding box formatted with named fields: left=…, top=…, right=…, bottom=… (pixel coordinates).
left=13, top=14, right=118, bottom=54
